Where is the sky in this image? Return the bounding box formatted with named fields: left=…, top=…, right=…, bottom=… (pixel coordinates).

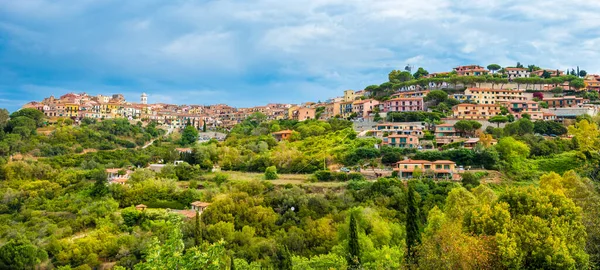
left=1, top=0, right=600, bottom=112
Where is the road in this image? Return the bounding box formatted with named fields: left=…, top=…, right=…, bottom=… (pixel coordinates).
left=142, top=126, right=175, bottom=149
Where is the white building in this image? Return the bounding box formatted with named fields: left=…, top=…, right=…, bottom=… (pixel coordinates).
left=505, top=67, right=530, bottom=80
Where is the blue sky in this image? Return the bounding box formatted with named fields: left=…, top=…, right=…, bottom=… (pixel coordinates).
left=1, top=0, right=600, bottom=112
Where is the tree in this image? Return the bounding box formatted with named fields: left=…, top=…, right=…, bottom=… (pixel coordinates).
left=423, top=90, right=448, bottom=105
left=0, top=108, right=8, bottom=130
left=10, top=108, right=45, bottom=127
left=265, top=166, right=279, bottom=180
left=276, top=246, right=292, bottom=270
left=406, top=182, right=420, bottom=265
left=541, top=70, right=551, bottom=79
left=516, top=62, right=524, bottom=68
left=413, top=67, right=429, bottom=79
left=90, top=169, right=108, bottom=197
left=347, top=212, right=361, bottom=268
left=202, top=120, right=207, bottom=132
left=568, top=119, right=600, bottom=152
left=570, top=78, right=585, bottom=91
left=461, top=172, right=480, bottom=190
left=195, top=210, right=202, bottom=246
left=389, top=70, right=414, bottom=83
left=579, top=70, right=587, bottom=77
left=454, top=120, right=481, bottom=137
left=487, top=64, right=501, bottom=73
left=0, top=237, right=47, bottom=269
left=488, top=115, right=508, bottom=128
left=181, top=125, right=199, bottom=145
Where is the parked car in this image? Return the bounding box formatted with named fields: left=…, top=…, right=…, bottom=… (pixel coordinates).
left=340, top=167, right=350, bottom=173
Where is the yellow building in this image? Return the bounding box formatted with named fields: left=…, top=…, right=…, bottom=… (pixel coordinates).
left=65, top=103, right=79, bottom=118
left=464, top=88, right=526, bottom=104
left=452, top=104, right=501, bottom=120
left=343, top=90, right=356, bottom=102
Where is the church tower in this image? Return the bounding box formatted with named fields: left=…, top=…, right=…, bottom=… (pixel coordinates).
left=141, top=92, right=148, bottom=104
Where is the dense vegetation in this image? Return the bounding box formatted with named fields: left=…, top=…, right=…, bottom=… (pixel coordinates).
left=0, top=108, right=599, bottom=269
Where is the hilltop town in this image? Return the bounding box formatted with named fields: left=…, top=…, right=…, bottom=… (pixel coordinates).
left=22, top=63, right=598, bottom=129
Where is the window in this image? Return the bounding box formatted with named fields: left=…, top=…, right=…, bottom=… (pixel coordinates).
left=436, top=165, right=442, bottom=169
left=444, top=165, right=450, bottom=169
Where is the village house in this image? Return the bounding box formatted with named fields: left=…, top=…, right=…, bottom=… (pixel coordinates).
left=504, top=67, right=530, bottom=79
left=462, top=88, right=526, bottom=104
left=394, top=159, right=461, bottom=180
left=530, top=69, right=564, bottom=77
left=502, top=100, right=543, bottom=120
left=106, top=168, right=132, bottom=185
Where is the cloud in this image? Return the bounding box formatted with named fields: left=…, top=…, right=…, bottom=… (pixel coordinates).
left=1, top=0, right=600, bottom=112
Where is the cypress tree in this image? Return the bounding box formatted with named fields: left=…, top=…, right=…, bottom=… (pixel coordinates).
left=194, top=210, right=202, bottom=246
left=347, top=212, right=361, bottom=268
left=203, top=120, right=207, bottom=132
left=405, top=182, right=420, bottom=266
left=230, top=254, right=235, bottom=270
left=276, top=245, right=292, bottom=270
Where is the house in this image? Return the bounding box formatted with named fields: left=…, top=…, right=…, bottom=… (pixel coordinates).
left=452, top=104, right=502, bottom=120
left=383, top=98, right=424, bottom=112
left=272, top=130, right=293, bottom=141
left=504, top=67, right=530, bottom=79
left=530, top=69, right=564, bottom=77
left=175, top=148, right=193, bottom=154
left=191, top=201, right=211, bottom=212
left=148, top=164, right=166, bottom=172
left=394, top=159, right=461, bottom=180
left=453, top=65, right=489, bottom=76
left=136, top=204, right=147, bottom=211
left=542, top=112, right=556, bottom=121
left=106, top=168, right=131, bottom=184
left=382, top=134, right=419, bottom=148
left=463, top=138, right=497, bottom=149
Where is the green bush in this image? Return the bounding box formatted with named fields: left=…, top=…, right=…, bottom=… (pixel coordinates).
left=265, top=166, right=279, bottom=180
left=144, top=200, right=185, bottom=210
left=314, top=170, right=333, bottom=181
left=347, top=172, right=365, bottom=181
left=212, top=173, right=229, bottom=186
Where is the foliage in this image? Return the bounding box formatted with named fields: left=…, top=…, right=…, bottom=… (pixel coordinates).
left=265, top=166, right=279, bottom=180
left=405, top=182, right=420, bottom=265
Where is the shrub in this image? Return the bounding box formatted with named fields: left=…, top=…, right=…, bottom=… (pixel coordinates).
left=212, top=173, right=229, bottom=186
left=75, top=146, right=84, bottom=153
left=264, top=166, right=279, bottom=180
left=348, top=172, right=365, bottom=181
left=314, top=170, right=333, bottom=181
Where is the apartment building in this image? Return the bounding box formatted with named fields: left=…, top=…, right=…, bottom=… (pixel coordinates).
left=530, top=69, right=564, bottom=77
left=382, top=134, right=419, bottom=148
left=383, top=98, right=424, bottom=112
left=374, top=123, right=425, bottom=137
left=352, top=99, right=380, bottom=119
left=463, top=88, right=526, bottom=104
left=452, top=104, right=502, bottom=120
left=502, top=100, right=543, bottom=120
left=391, top=90, right=430, bottom=99
left=544, top=96, right=586, bottom=108
left=394, top=159, right=460, bottom=180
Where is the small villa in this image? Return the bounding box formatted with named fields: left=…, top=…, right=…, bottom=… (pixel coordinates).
left=106, top=168, right=132, bottom=184
left=272, top=130, right=293, bottom=141
left=394, top=159, right=461, bottom=181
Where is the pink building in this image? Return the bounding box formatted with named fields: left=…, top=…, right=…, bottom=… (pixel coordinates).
left=383, top=98, right=424, bottom=112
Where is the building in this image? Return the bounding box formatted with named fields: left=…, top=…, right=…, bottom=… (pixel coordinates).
left=505, top=67, right=530, bottom=79
left=544, top=104, right=600, bottom=120
left=352, top=99, right=380, bottom=119
left=191, top=201, right=211, bottom=212
left=272, top=130, right=293, bottom=141
left=382, top=134, right=419, bottom=148
left=373, top=123, right=425, bottom=137
left=463, top=88, right=526, bottom=104
left=344, top=90, right=357, bottom=102
left=106, top=168, right=131, bottom=185
left=141, top=93, right=148, bottom=105
left=334, top=101, right=353, bottom=118
left=394, top=159, right=460, bottom=180
left=530, top=69, right=564, bottom=77
left=434, top=124, right=458, bottom=137
left=391, top=90, right=430, bottom=99
left=452, top=104, right=502, bottom=120
left=453, top=65, right=489, bottom=76
left=502, top=100, right=543, bottom=120
left=544, top=96, right=586, bottom=108
left=383, top=98, right=424, bottom=112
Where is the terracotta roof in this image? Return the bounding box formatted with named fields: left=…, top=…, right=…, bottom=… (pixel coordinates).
left=432, top=160, right=456, bottom=164
left=396, top=159, right=431, bottom=164
left=106, top=168, right=121, bottom=173
left=272, top=129, right=293, bottom=135
left=136, top=204, right=147, bottom=208
left=191, top=201, right=211, bottom=207
left=436, top=124, right=454, bottom=127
